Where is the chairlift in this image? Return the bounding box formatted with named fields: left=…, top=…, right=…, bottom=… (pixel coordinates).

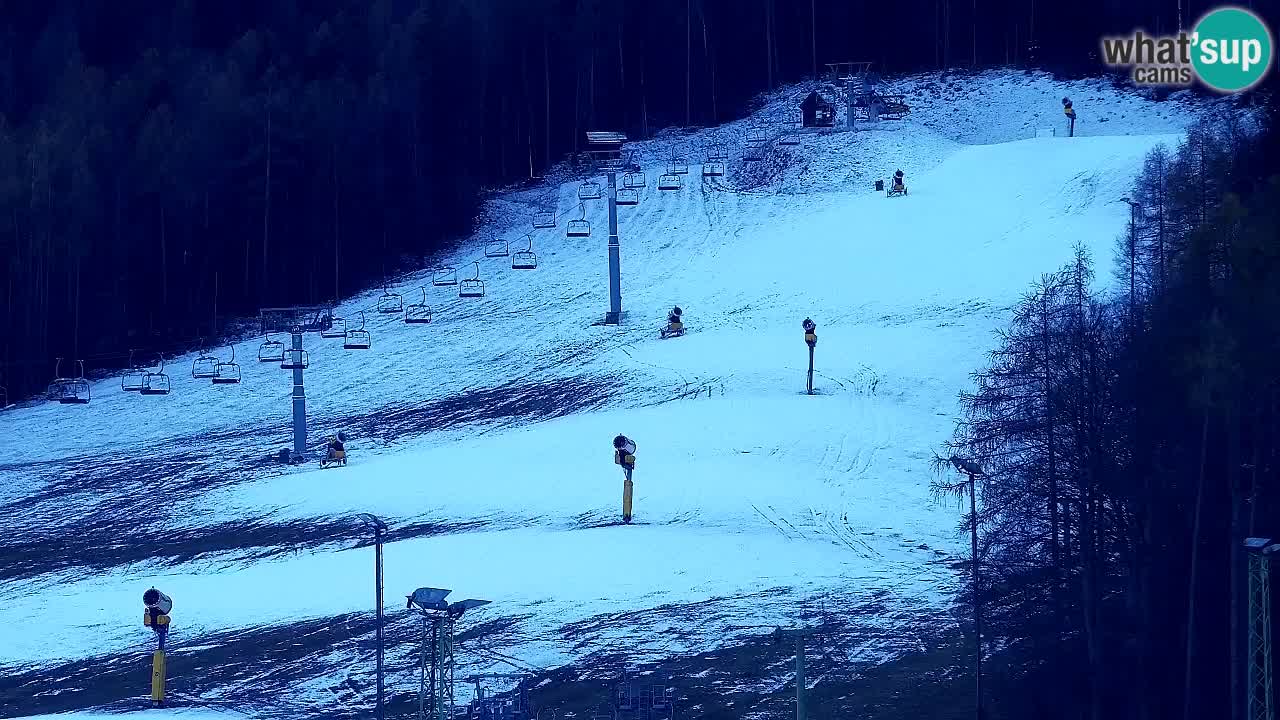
left=616, top=188, right=640, bottom=206
left=140, top=355, right=172, bottom=396
left=702, top=161, right=725, bottom=177
left=433, top=266, right=458, bottom=286
left=566, top=203, right=591, bottom=237
left=459, top=261, right=485, bottom=298
left=658, top=173, right=682, bottom=191
left=512, top=236, right=538, bottom=270
left=121, top=349, right=145, bottom=392
left=192, top=342, right=217, bottom=379
left=578, top=181, right=602, bottom=201
left=485, top=239, right=510, bottom=258
left=258, top=333, right=285, bottom=363
left=344, top=311, right=372, bottom=350
left=321, top=316, right=347, bottom=339
left=667, top=157, right=689, bottom=175
left=623, top=171, right=646, bottom=189
left=376, top=283, right=404, bottom=314
left=708, top=144, right=728, bottom=161
left=56, top=359, right=90, bottom=405
left=532, top=210, right=557, bottom=229
left=746, top=128, right=768, bottom=146
left=212, top=346, right=242, bottom=385
left=281, top=345, right=309, bottom=370
left=405, top=287, right=432, bottom=324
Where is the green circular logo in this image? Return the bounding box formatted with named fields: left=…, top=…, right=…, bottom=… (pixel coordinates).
left=1191, top=7, right=1273, bottom=92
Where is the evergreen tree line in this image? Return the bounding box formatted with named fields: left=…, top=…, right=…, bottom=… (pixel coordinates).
left=936, top=105, right=1280, bottom=720
left=0, top=0, right=1235, bottom=399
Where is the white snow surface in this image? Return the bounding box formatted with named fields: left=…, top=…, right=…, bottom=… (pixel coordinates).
left=0, top=69, right=1230, bottom=709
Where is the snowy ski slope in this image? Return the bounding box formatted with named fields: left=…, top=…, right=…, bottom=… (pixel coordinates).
left=0, top=70, right=1223, bottom=716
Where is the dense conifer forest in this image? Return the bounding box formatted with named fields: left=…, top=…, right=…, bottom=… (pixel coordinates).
left=0, top=0, right=1234, bottom=398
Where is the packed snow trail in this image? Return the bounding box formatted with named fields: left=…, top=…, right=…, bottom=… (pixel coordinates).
left=0, top=69, right=1217, bottom=719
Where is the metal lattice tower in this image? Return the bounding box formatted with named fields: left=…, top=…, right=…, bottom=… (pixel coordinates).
left=419, top=613, right=456, bottom=720
left=407, top=588, right=490, bottom=720
left=1248, top=545, right=1275, bottom=720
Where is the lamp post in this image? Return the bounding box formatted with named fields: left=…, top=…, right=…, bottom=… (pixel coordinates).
left=775, top=627, right=817, bottom=720
left=358, top=514, right=388, bottom=720
left=1244, top=537, right=1278, bottom=720
left=949, top=455, right=985, bottom=720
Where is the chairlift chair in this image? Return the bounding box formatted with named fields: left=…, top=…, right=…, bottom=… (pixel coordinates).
left=623, top=171, right=646, bottom=189
left=459, top=262, right=485, bottom=298
left=616, top=188, right=640, bottom=206
left=532, top=210, right=557, bottom=229
left=578, top=181, right=602, bottom=201
left=279, top=345, right=308, bottom=368
left=744, top=144, right=764, bottom=162
left=212, top=346, right=242, bottom=385
left=47, top=358, right=71, bottom=401
left=58, top=360, right=90, bottom=405
left=658, top=173, right=682, bottom=191
left=376, top=284, right=404, bottom=314
left=258, top=333, right=285, bottom=363
left=281, top=346, right=310, bottom=370
left=702, top=161, right=725, bottom=177
left=192, top=343, right=217, bottom=379
left=512, top=236, right=538, bottom=270
left=121, top=349, right=145, bottom=392
left=778, top=130, right=801, bottom=146
left=405, top=287, right=432, bottom=324
left=708, top=144, right=728, bottom=161
left=566, top=204, right=591, bottom=237
left=485, top=239, right=510, bottom=258
left=321, top=316, right=347, bottom=339
left=140, top=356, right=171, bottom=396
left=344, top=311, right=372, bottom=350
left=746, top=128, right=768, bottom=146
left=433, top=266, right=458, bottom=286
left=667, top=157, right=689, bottom=175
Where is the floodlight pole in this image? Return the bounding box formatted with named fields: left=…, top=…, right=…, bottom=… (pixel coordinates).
left=290, top=330, right=307, bottom=460
left=607, top=170, right=622, bottom=324
left=950, top=458, right=985, bottom=720
left=359, top=514, right=388, bottom=720
left=777, top=628, right=815, bottom=720
left=1246, top=538, right=1276, bottom=720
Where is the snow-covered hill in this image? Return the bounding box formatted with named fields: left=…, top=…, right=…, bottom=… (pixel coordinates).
left=0, top=70, right=1228, bottom=718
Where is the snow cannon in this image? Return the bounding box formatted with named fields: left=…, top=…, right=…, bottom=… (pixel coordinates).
left=142, top=587, right=172, bottom=706
left=143, top=588, right=173, bottom=615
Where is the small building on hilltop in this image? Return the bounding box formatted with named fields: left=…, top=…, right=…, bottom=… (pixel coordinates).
left=799, top=90, right=835, bottom=128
